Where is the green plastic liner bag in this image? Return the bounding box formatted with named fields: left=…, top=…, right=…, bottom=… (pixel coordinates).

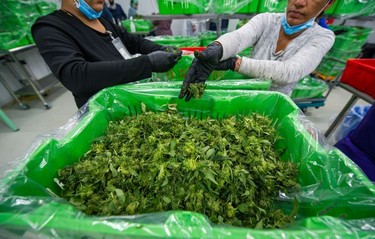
left=0, top=85, right=374, bottom=238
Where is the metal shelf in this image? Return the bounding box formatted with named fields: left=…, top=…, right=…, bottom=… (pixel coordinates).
left=0, top=44, right=57, bottom=109
left=14, top=74, right=59, bottom=96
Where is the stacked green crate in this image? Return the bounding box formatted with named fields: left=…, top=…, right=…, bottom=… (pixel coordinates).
left=158, top=0, right=208, bottom=14
left=333, top=0, right=375, bottom=17
left=210, top=0, right=258, bottom=14
left=315, top=26, right=373, bottom=80
left=198, top=31, right=226, bottom=46
left=257, top=0, right=286, bottom=13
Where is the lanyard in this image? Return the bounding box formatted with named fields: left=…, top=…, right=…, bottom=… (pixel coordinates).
left=106, top=30, right=140, bottom=60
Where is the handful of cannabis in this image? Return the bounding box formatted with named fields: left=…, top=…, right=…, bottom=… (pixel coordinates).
left=59, top=107, right=299, bottom=228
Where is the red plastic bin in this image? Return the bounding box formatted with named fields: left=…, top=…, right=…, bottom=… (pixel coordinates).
left=340, top=59, right=375, bottom=98
left=180, top=47, right=206, bottom=55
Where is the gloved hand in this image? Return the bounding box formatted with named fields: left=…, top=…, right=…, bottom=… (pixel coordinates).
left=179, top=42, right=223, bottom=101
left=161, top=45, right=183, bottom=59
left=215, top=57, right=238, bottom=71
left=147, top=50, right=180, bottom=73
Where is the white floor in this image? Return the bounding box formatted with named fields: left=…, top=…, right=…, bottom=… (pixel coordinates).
left=0, top=84, right=370, bottom=169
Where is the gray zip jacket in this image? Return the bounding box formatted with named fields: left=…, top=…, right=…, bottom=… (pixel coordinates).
left=217, top=13, right=335, bottom=95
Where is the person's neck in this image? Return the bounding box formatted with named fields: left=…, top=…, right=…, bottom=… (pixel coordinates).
left=280, top=27, right=304, bottom=40
left=60, top=3, right=106, bottom=33
left=60, top=2, right=99, bottom=25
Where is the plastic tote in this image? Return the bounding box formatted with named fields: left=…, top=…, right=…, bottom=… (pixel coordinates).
left=157, top=0, right=208, bottom=14
left=340, top=59, right=375, bottom=98
left=333, top=0, right=375, bottom=17
left=257, top=0, right=286, bottom=13
left=209, top=0, right=258, bottom=14
left=121, top=19, right=154, bottom=33
left=0, top=85, right=374, bottom=238
left=291, top=76, right=328, bottom=99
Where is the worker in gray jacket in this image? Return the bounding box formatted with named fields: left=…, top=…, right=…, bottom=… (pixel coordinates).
left=179, top=0, right=336, bottom=101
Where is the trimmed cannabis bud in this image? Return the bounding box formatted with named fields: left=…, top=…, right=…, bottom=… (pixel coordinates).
left=189, top=82, right=206, bottom=99
left=59, top=107, right=299, bottom=228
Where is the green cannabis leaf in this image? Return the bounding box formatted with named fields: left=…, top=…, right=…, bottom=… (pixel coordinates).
left=59, top=109, right=299, bottom=228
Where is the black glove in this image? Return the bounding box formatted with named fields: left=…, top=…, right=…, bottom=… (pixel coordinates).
left=215, top=57, right=238, bottom=71
left=161, top=45, right=183, bottom=59
left=147, top=50, right=180, bottom=73
left=179, top=43, right=223, bottom=101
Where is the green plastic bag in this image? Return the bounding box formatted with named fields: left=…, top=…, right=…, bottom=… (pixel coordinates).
left=333, top=0, right=375, bottom=17
left=291, top=77, right=328, bottom=99
left=0, top=85, right=374, bottom=238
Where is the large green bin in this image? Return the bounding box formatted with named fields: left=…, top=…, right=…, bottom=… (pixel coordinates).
left=0, top=85, right=374, bottom=237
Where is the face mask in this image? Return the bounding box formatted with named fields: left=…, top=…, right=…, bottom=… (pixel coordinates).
left=74, top=0, right=103, bottom=20
left=282, top=1, right=330, bottom=35
left=281, top=15, right=315, bottom=35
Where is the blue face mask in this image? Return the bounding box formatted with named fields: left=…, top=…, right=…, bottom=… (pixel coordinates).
left=282, top=1, right=330, bottom=35
left=74, top=0, right=103, bottom=20
left=281, top=14, right=315, bottom=35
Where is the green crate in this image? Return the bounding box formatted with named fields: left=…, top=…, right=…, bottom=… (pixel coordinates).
left=121, top=19, right=154, bottom=33
left=198, top=31, right=219, bottom=46
left=0, top=86, right=374, bottom=237
left=157, top=0, right=208, bottom=14
left=330, top=26, right=373, bottom=51
left=210, top=0, right=258, bottom=14
left=147, top=35, right=201, bottom=47
left=333, top=0, right=375, bottom=16
left=257, top=0, right=286, bottom=13
left=291, top=77, right=328, bottom=99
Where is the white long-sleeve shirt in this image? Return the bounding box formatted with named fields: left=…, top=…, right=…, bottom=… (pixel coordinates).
left=217, top=13, right=335, bottom=95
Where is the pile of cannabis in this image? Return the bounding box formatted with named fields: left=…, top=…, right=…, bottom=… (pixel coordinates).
left=59, top=107, right=299, bottom=228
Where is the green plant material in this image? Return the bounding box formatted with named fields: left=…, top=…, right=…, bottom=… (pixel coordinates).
left=59, top=105, right=299, bottom=228
left=189, top=82, right=206, bottom=98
